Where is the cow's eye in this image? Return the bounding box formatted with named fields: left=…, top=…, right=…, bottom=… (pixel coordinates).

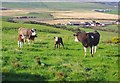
left=73, top=34, right=76, bottom=36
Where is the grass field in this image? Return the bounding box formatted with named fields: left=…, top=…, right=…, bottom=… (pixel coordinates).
left=1, top=20, right=119, bottom=81
left=1, top=2, right=119, bottom=82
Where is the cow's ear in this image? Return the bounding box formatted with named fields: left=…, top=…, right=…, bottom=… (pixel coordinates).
left=34, top=29, right=36, bottom=31
left=31, top=29, right=34, bottom=32
left=54, top=37, right=55, bottom=39
left=73, top=34, right=75, bottom=36
left=86, top=33, right=89, bottom=37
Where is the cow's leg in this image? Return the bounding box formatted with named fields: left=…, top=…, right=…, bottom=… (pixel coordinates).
left=24, top=38, right=26, bottom=44
left=61, top=42, right=64, bottom=48
left=30, top=40, right=33, bottom=44
left=27, top=39, right=30, bottom=45
left=57, top=44, right=58, bottom=48
left=58, top=43, right=60, bottom=48
left=90, top=46, right=93, bottom=57
left=92, top=46, right=94, bottom=54
left=94, top=46, right=97, bottom=53
left=84, top=47, right=87, bottom=58
left=21, top=42, right=24, bottom=48
left=20, top=42, right=22, bottom=48
left=54, top=44, right=56, bottom=48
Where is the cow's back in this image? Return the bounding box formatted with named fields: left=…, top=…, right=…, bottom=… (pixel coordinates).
left=93, top=31, right=100, bottom=46
left=88, top=32, right=100, bottom=46
left=18, top=28, right=29, bottom=36
left=83, top=32, right=100, bottom=47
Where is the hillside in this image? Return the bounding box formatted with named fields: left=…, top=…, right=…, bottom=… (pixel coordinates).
left=1, top=2, right=119, bottom=82
left=1, top=20, right=119, bottom=81
left=2, top=2, right=117, bottom=12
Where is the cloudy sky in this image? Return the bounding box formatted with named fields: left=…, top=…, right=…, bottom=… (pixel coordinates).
left=1, top=0, right=119, bottom=2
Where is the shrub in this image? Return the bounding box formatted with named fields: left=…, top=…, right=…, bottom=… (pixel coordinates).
left=102, top=40, right=112, bottom=44
left=112, top=37, right=120, bottom=44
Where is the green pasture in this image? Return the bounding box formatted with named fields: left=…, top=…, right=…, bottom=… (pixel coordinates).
left=1, top=20, right=119, bottom=81
left=16, top=12, right=54, bottom=18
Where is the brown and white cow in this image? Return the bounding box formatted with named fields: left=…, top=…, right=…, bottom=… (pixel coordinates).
left=18, top=27, right=37, bottom=45
left=73, top=30, right=100, bottom=57
left=18, top=34, right=25, bottom=48
left=54, top=37, right=64, bottom=48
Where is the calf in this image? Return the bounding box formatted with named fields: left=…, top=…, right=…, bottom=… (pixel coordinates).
left=54, top=37, right=64, bottom=48
left=18, top=34, right=25, bottom=48
left=73, top=30, right=100, bottom=57
left=18, top=27, right=37, bottom=45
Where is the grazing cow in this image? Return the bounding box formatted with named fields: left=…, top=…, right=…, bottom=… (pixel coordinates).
left=18, top=27, right=37, bottom=45
left=54, top=37, right=64, bottom=48
left=73, top=30, right=100, bottom=57
left=18, top=34, right=25, bottom=48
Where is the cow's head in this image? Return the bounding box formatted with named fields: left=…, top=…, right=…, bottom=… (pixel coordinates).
left=73, top=32, right=86, bottom=42
left=73, top=32, right=79, bottom=42
left=54, top=37, right=58, bottom=41
left=20, top=34, right=25, bottom=39
left=31, top=28, right=37, bottom=37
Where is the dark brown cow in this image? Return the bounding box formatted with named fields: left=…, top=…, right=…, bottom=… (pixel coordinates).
left=54, top=37, right=64, bottom=48
left=73, top=30, right=100, bottom=57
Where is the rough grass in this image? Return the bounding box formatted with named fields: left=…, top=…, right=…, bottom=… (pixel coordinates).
left=1, top=21, right=119, bottom=81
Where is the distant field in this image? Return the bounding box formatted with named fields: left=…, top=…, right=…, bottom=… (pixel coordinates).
left=51, top=11, right=118, bottom=19
left=2, top=9, right=118, bottom=25
left=2, top=2, right=118, bottom=25
left=2, top=2, right=118, bottom=14
left=2, top=2, right=113, bottom=10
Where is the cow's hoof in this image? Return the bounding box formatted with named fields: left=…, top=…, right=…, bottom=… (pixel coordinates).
left=91, top=55, right=93, bottom=57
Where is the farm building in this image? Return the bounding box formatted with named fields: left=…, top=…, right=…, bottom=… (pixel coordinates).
left=92, top=9, right=111, bottom=12
left=67, top=21, right=106, bottom=27
left=67, top=22, right=84, bottom=26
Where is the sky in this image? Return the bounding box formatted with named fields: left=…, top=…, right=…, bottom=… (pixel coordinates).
left=1, top=0, right=119, bottom=2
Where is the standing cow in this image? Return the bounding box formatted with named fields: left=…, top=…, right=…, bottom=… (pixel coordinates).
left=18, top=27, right=37, bottom=45
left=73, top=30, right=100, bottom=57
left=18, top=34, right=25, bottom=48
left=54, top=37, right=64, bottom=48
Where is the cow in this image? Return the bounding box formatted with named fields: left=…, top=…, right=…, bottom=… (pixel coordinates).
left=18, top=27, right=37, bottom=45
left=18, top=34, right=25, bottom=48
left=73, top=30, right=100, bottom=57
left=54, top=37, right=64, bottom=48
